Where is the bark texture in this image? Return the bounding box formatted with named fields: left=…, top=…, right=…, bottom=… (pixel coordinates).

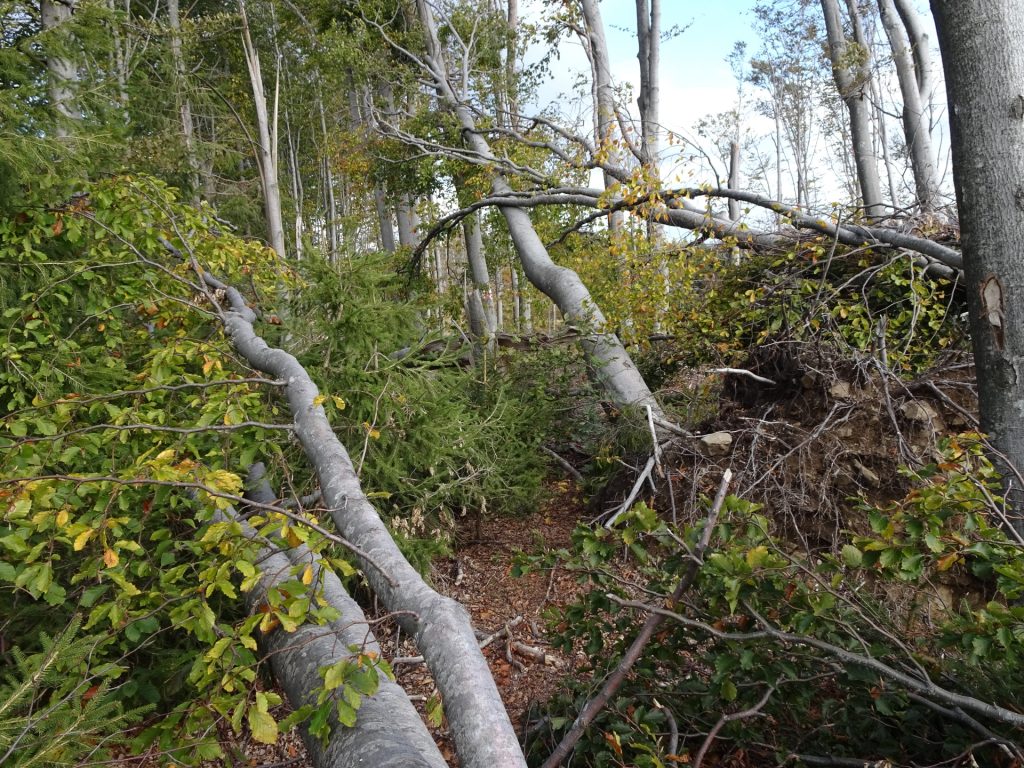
left=931, top=0, right=1024, bottom=534
left=878, top=0, right=940, bottom=210
left=239, top=0, right=287, bottom=258
left=217, top=468, right=447, bottom=768
left=579, top=0, right=624, bottom=231
left=40, top=0, right=80, bottom=136
left=207, top=276, right=526, bottom=767
left=820, top=0, right=884, bottom=218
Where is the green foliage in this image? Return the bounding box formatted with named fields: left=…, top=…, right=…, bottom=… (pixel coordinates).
left=525, top=437, right=1024, bottom=767
left=0, top=616, right=140, bottom=767
left=0, top=176, right=375, bottom=760
left=562, top=235, right=965, bottom=379
left=287, top=253, right=549, bottom=565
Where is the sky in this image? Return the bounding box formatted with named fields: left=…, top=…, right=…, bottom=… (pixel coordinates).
left=518, top=0, right=949, bottom=205
left=525, top=0, right=761, bottom=155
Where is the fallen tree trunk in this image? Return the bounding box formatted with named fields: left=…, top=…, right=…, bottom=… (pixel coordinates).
left=236, top=465, right=447, bottom=768
left=204, top=273, right=526, bottom=768
left=414, top=0, right=662, bottom=418
left=411, top=187, right=962, bottom=274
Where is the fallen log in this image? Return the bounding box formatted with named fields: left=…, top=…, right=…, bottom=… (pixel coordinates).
left=235, top=464, right=447, bottom=768
left=205, top=272, right=526, bottom=768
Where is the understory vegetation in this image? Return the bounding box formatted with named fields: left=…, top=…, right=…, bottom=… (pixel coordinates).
left=3, top=175, right=1020, bottom=767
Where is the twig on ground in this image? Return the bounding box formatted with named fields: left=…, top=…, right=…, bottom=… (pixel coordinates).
left=541, top=470, right=733, bottom=768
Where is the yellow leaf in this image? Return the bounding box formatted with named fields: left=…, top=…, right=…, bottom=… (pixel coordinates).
left=331, top=395, right=346, bottom=411
left=301, top=564, right=314, bottom=585
left=56, top=509, right=69, bottom=527
left=312, top=395, right=326, bottom=407
left=286, top=529, right=301, bottom=548
left=936, top=552, right=961, bottom=572
left=248, top=706, right=279, bottom=745
left=73, top=528, right=93, bottom=551
left=103, top=548, right=119, bottom=568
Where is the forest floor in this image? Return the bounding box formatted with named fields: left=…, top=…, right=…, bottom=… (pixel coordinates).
left=125, top=348, right=981, bottom=767
left=145, top=479, right=591, bottom=768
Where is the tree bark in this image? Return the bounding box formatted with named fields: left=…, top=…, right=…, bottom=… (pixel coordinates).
left=208, top=275, right=527, bottom=767
left=40, top=0, right=80, bottom=137
left=878, top=0, right=941, bottom=211
left=820, top=0, right=885, bottom=218
left=375, top=188, right=396, bottom=253
left=415, top=0, right=662, bottom=416
left=728, top=141, right=740, bottom=221
left=233, top=467, right=448, bottom=768
left=167, top=0, right=201, bottom=203
left=463, top=212, right=497, bottom=339
left=578, top=0, right=624, bottom=231
left=396, top=196, right=418, bottom=248
left=239, top=0, right=287, bottom=258
left=931, top=0, right=1024, bottom=535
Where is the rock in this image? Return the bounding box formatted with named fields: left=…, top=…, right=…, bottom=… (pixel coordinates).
left=699, top=431, right=733, bottom=457
left=829, top=381, right=853, bottom=400
left=853, top=460, right=880, bottom=488
left=901, top=400, right=939, bottom=422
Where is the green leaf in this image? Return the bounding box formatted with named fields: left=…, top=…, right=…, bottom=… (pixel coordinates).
left=841, top=544, right=863, bottom=568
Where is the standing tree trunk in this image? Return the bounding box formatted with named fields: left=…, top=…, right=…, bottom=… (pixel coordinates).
left=239, top=0, right=287, bottom=258
left=878, top=0, right=941, bottom=211
left=579, top=0, right=624, bottom=231
left=728, top=140, right=741, bottom=221
left=396, top=196, right=418, bottom=248
left=463, top=212, right=496, bottom=340
left=931, top=0, right=1024, bottom=535
left=40, top=0, right=80, bottom=137
left=820, top=0, right=885, bottom=218
left=168, top=0, right=201, bottom=203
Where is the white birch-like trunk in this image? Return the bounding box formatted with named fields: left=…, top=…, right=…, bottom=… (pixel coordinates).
left=820, top=0, right=885, bottom=218
left=878, top=0, right=941, bottom=211
left=41, top=0, right=80, bottom=137
left=239, top=0, right=287, bottom=258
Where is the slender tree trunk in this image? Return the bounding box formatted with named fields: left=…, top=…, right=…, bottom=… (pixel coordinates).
left=168, top=0, right=201, bottom=202
left=521, top=270, right=533, bottom=333
left=878, top=0, right=941, bottom=211
left=239, top=0, right=287, bottom=258
left=375, top=189, right=396, bottom=253
left=931, top=0, right=1024, bottom=535
left=506, top=0, right=519, bottom=128
left=894, top=0, right=934, bottom=99
left=318, top=100, right=338, bottom=259
left=494, top=265, right=504, bottom=331
left=820, top=0, right=885, bottom=218
left=510, top=260, right=521, bottom=331
left=579, top=0, right=624, bottom=231
left=728, top=141, right=740, bottom=220
left=463, top=213, right=496, bottom=338
left=416, top=0, right=662, bottom=415
left=40, top=0, right=80, bottom=137
left=396, top=196, right=418, bottom=248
